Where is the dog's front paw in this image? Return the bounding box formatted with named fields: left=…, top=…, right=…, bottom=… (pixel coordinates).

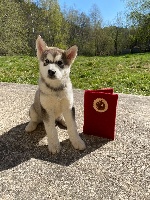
left=48, top=142, right=61, bottom=154
left=71, top=137, right=86, bottom=150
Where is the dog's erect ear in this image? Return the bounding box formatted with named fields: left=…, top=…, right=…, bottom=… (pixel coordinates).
left=36, top=35, right=47, bottom=59
left=65, top=45, right=78, bottom=64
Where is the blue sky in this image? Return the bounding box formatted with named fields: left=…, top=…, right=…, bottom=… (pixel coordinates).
left=33, top=0, right=126, bottom=24
left=58, top=0, right=126, bottom=24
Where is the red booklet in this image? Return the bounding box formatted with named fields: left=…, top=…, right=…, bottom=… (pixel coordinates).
left=83, top=88, right=118, bottom=140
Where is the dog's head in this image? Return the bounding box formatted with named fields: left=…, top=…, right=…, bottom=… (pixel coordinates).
left=36, top=36, right=78, bottom=87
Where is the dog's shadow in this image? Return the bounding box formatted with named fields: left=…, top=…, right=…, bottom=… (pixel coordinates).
left=0, top=123, right=110, bottom=171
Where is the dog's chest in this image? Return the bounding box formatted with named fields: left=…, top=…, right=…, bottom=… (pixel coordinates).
left=40, top=92, right=64, bottom=114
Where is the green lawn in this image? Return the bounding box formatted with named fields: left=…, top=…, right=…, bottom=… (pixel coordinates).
left=0, top=53, right=149, bottom=96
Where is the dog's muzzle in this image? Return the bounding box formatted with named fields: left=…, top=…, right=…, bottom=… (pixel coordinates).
left=48, top=69, right=56, bottom=79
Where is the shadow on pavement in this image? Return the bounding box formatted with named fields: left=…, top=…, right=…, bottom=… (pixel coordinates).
left=0, top=123, right=110, bottom=170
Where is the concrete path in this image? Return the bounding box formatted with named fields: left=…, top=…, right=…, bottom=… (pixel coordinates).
left=0, top=82, right=149, bottom=200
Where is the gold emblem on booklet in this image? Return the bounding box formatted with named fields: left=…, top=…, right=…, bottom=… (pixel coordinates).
left=93, top=98, right=108, bottom=112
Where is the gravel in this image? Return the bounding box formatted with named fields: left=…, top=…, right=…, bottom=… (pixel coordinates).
left=0, top=82, right=150, bottom=200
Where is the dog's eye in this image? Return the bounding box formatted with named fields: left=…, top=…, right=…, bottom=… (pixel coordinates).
left=57, top=60, right=64, bottom=68
left=44, top=59, right=50, bottom=66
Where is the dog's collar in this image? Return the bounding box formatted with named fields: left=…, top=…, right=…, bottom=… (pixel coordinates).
left=40, top=77, right=66, bottom=92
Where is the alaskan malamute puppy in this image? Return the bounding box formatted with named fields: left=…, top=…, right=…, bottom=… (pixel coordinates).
left=25, top=36, right=86, bottom=154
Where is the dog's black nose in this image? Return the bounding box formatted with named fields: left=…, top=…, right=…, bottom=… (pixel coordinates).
left=48, top=69, right=56, bottom=77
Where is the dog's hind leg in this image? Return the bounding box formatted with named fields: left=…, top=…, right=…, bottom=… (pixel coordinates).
left=25, top=104, right=41, bottom=132
left=55, top=115, right=67, bottom=129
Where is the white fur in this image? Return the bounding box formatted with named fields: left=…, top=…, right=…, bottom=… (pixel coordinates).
left=25, top=36, right=86, bottom=154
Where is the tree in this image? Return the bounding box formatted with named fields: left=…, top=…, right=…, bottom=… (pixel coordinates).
left=89, top=4, right=103, bottom=55
left=0, top=0, right=29, bottom=55
left=66, top=10, right=93, bottom=55
left=123, top=0, right=150, bottom=50
left=65, top=8, right=80, bottom=46
left=38, top=0, right=68, bottom=48
left=77, top=12, right=93, bottom=55
left=18, top=0, right=42, bottom=55
left=101, top=27, right=115, bottom=55
left=111, top=12, right=126, bottom=55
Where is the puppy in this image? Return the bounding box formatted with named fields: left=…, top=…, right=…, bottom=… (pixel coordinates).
left=25, top=36, right=86, bottom=154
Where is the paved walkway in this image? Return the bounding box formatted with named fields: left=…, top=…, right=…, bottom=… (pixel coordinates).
left=0, top=82, right=150, bottom=199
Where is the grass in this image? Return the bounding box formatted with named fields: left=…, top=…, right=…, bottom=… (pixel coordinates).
left=0, top=53, right=150, bottom=96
